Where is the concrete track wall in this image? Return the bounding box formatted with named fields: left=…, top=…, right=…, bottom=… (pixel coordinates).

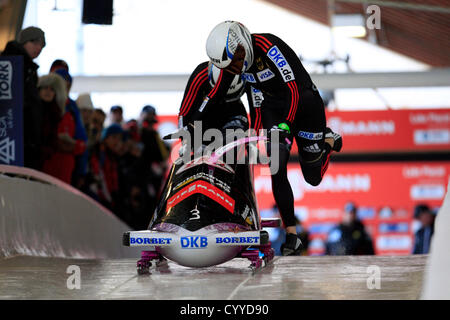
left=0, top=165, right=140, bottom=259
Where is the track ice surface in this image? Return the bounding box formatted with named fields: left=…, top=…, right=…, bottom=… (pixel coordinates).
left=0, top=255, right=427, bottom=299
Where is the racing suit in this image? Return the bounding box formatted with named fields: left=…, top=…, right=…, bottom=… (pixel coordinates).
left=244, top=33, right=335, bottom=228
left=178, top=61, right=248, bottom=138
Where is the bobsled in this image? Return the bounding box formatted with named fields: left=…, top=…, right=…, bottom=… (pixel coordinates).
left=122, top=134, right=280, bottom=274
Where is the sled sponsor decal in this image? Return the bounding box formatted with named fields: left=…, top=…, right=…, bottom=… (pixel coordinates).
left=167, top=180, right=235, bottom=213
left=174, top=172, right=231, bottom=193
left=181, top=236, right=208, bottom=249
left=267, top=45, right=295, bottom=82
left=216, top=236, right=259, bottom=244
left=129, top=237, right=173, bottom=245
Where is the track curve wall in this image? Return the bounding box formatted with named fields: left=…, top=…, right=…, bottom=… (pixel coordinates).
left=0, top=165, right=140, bottom=259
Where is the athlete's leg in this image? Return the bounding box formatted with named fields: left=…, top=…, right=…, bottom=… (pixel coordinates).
left=293, top=88, right=331, bottom=186
left=261, top=98, right=297, bottom=230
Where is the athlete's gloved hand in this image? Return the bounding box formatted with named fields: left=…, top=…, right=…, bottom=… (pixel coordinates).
left=324, top=127, right=342, bottom=152
left=225, top=44, right=246, bottom=75
left=177, top=123, right=195, bottom=157
left=178, top=142, right=188, bottom=157
left=269, top=122, right=293, bottom=151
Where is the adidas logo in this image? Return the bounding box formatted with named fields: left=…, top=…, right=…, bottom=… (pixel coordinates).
left=303, top=143, right=321, bottom=153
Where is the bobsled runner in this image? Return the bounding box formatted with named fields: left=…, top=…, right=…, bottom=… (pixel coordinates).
left=123, top=132, right=280, bottom=274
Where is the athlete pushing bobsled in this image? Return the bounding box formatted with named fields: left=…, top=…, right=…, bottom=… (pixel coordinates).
left=204, top=21, right=343, bottom=255
left=122, top=21, right=343, bottom=272
left=122, top=59, right=281, bottom=273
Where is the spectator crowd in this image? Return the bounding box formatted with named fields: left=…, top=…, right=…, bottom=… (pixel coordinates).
left=1, top=26, right=169, bottom=230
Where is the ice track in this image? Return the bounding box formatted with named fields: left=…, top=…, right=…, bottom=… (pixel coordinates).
left=0, top=254, right=427, bottom=300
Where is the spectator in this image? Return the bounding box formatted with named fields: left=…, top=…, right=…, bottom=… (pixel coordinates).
left=124, top=119, right=140, bottom=143
left=117, top=127, right=151, bottom=230
left=325, top=202, right=375, bottom=255
left=109, top=105, right=124, bottom=126
left=41, top=73, right=86, bottom=184
left=53, top=68, right=89, bottom=188
left=1, top=26, right=46, bottom=169
left=86, top=124, right=125, bottom=218
left=138, top=105, right=169, bottom=201
left=76, top=93, right=94, bottom=132
left=412, top=204, right=436, bottom=254
left=49, top=59, right=69, bottom=73
left=37, top=73, right=67, bottom=166
left=88, top=108, right=106, bottom=149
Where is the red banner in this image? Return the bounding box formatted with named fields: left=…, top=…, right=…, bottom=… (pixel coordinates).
left=325, top=108, right=450, bottom=153
left=157, top=108, right=450, bottom=154
left=254, top=161, right=450, bottom=255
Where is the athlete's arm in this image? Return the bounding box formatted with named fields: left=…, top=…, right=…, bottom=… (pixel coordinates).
left=245, top=85, right=264, bottom=134
left=254, top=33, right=301, bottom=129
left=178, top=62, right=210, bottom=127
left=178, top=62, right=236, bottom=126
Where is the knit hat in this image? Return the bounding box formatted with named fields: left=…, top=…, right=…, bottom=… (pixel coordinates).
left=414, top=204, right=432, bottom=219
left=101, top=123, right=124, bottom=141
left=50, top=59, right=69, bottom=73
left=37, top=73, right=67, bottom=113
left=110, top=105, right=123, bottom=113
left=141, top=105, right=156, bottom=115
left=18, top=26, right=46, bottom=47
left=54, top=68, right=72, bottom=84
left=76, top=93, right=94, bottom=110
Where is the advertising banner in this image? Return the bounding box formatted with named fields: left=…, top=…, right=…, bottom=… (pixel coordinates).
left=0, top=56, right=23, bottom=166
left=254, top=161, right=450, bottom=255
left=157, top=108, right=450, bottom=155
left=325, top=108, right=450, bottom=154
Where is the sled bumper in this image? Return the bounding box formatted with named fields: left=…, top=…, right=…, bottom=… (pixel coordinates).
left=123, top=230, right=269, bottom=248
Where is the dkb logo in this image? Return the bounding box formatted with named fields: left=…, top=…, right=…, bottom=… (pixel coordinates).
left=181, top=236, right=208, bottom=249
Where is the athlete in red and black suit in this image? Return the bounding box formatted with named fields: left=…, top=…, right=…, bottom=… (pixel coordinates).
left=178, top=61, right=248, bottom=146
left=206, top=22, right=342, bottom=255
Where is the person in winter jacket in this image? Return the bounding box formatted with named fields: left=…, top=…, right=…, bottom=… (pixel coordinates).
left=1, top=26, right=46, bottom=169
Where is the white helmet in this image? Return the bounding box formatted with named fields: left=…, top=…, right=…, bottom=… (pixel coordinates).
left=208, top=62, right=245, bottom=101
left=206, top=21, right=253, bottom=73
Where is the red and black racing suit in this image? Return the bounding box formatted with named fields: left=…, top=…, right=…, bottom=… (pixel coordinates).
left=244, top=33, right=332, bottom=228
left=178, top=61, right=248, bottom=138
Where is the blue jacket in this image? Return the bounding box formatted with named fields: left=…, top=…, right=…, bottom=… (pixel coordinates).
left=66, top=98, right=88, bottom=176
left=412, top=225, right=434, bottom=254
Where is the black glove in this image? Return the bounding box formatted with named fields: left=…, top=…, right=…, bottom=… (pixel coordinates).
left=269, top=122, right=293, bottom=152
